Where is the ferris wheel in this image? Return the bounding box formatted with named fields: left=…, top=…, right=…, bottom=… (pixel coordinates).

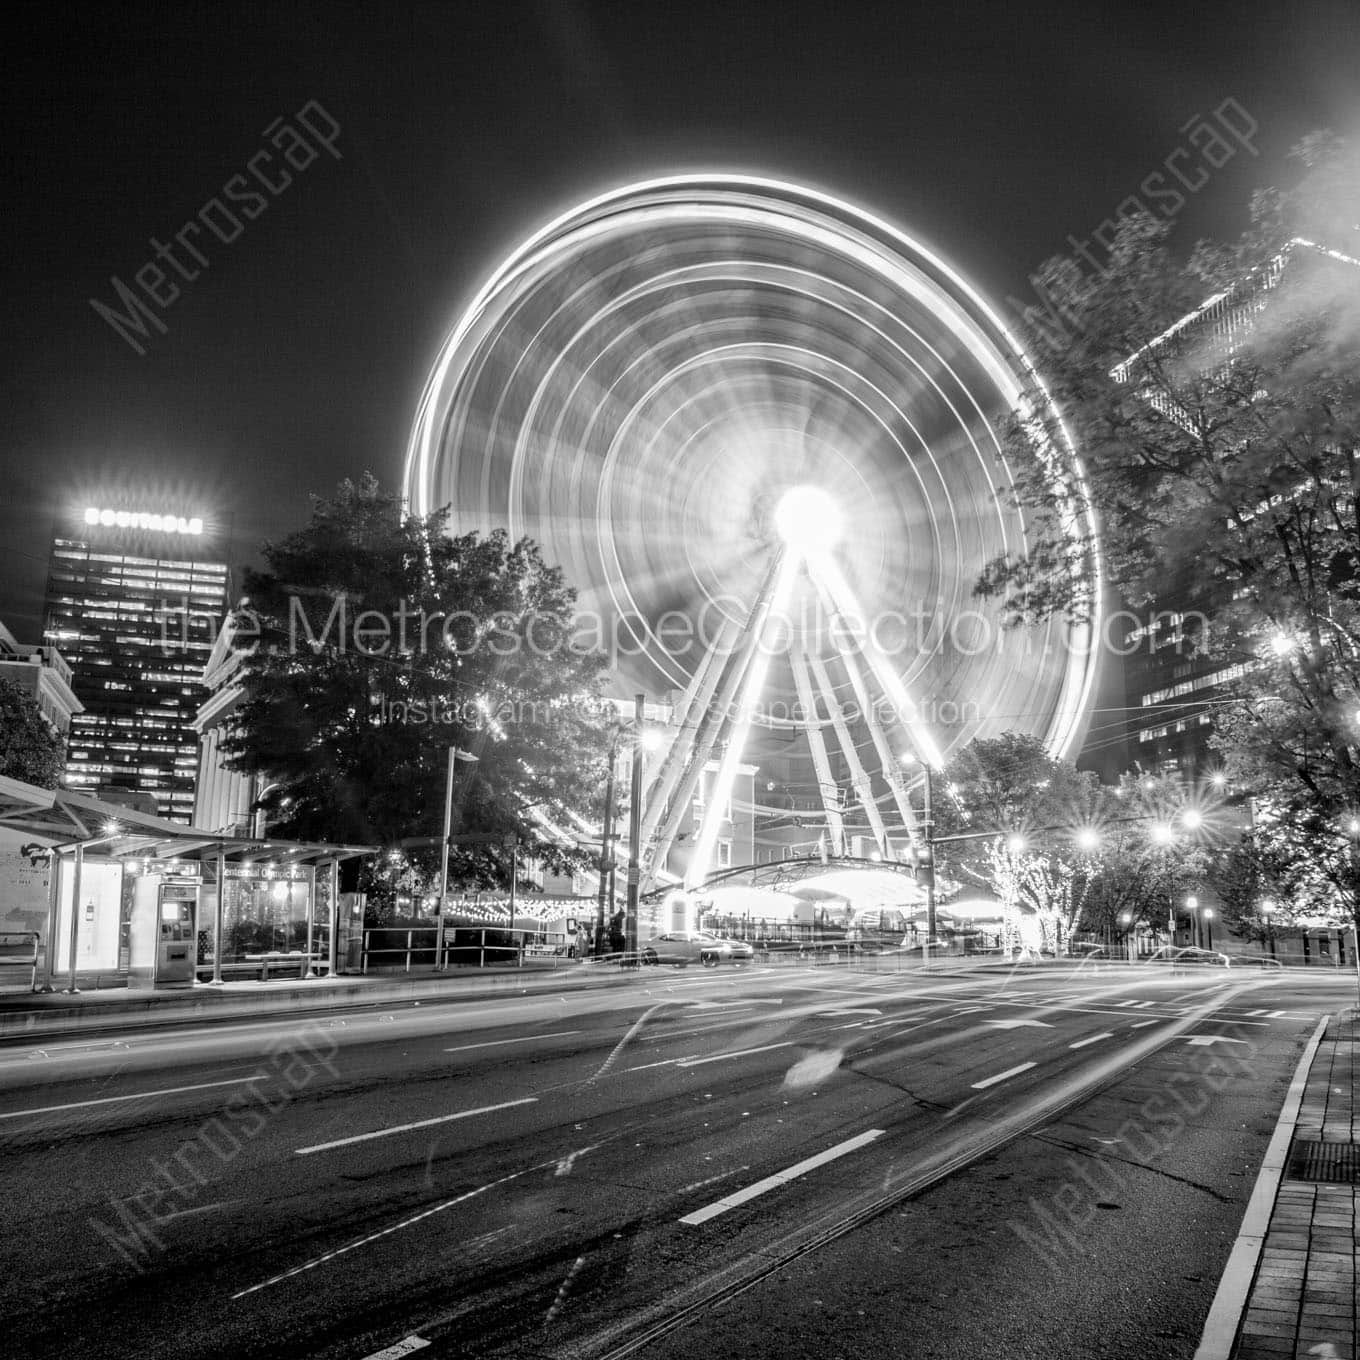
left=404, top=175, right=1100, bottom=889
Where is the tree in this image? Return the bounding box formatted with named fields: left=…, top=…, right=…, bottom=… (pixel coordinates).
left=934, top=731, right=1104, bottom=950
left=974, top=133, right=1360, bottom=932
left=0, top=678, right=64, bottom=789
left=220, top=475, right=615, bottom=909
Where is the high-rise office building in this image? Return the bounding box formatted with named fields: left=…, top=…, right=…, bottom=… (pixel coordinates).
left=42, top=505, right=230, bottom=822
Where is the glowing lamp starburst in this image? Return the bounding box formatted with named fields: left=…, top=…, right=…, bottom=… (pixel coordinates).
left=773, top=485, right=843, bottom=551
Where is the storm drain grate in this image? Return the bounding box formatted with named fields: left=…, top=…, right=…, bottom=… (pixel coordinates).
left=1287, top=1141, right=1360, bottom=1183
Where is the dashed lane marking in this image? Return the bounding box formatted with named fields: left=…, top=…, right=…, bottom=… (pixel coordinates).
left=0, top=1075, right=266, bottom=1120
left=359, top=1337, right=430, bottom=1360
left=970, top=1062, right=1037, bottom=1089
left=679, top=1130, right=885, bottom=1226
left=444, top=1030, right=581, bottom=1053
left=294, top=1098, right=538, bottom=1155
left=1069, top=1033, right=1114, bottom=1049
left=677, top=1043, right=794, bottom=1068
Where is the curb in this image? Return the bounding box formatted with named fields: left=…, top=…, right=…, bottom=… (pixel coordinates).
left=0, top=967, right=640, bottom=1043
left=1191, top=1012, right=1333, bottom=1360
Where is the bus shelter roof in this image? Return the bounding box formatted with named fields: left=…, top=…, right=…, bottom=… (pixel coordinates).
left=0, top=775, right=375, bottom=865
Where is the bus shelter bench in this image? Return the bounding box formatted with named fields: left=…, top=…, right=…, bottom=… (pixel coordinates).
left=0, top=932, right=40, bottom=991
left=242, top=952, right=329, bottom=981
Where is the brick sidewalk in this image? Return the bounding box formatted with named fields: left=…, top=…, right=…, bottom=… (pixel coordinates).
left=1231, top=1013, right=1359, bottom=1360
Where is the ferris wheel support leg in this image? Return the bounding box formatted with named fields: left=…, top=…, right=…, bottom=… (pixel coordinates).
left=636, top=613, right=742, bottom=857
left=687, top=553, right=802, bottom=888
left=643, top=553, right=790, bottom=891
left=789, top=646, right=847, bottom=855
left=829, top=636, right=920, bottom=842
left=809, top=550, right=944, bottom=770
left=806, top=650, right=892, bottom=855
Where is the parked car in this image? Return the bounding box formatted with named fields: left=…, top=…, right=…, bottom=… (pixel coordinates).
left=641, top=930, right=755, bottom=967
left=1166, top=946, right=1231, bottom=968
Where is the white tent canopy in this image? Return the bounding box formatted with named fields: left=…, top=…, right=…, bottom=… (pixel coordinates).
left=789, top=868, right=925, bottom=911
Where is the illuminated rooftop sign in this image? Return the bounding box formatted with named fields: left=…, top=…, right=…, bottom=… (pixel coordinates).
left=84, top=507, right=204, bottom=535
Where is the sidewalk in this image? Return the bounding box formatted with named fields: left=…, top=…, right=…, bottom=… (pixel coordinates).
left=1198, top=1009, right=1359, bottom=1360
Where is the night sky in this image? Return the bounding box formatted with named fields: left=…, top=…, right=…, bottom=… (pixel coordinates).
left=2, top=0, right=1357, bottom=639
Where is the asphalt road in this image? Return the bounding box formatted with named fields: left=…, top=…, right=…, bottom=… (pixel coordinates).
left=1, top=959, right=1352, bottom=1360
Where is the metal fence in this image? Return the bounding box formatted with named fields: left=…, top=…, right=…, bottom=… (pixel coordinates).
left=358, top=925, right=579, bottom=972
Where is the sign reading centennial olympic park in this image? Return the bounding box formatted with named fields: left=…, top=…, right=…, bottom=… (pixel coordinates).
left=84, top=507, right=204, bottom=535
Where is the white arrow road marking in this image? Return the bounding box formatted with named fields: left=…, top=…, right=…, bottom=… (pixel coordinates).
left=295, top=1098, right=537, bottom=1155
left=1182, top=1036, right=1252, bottom=1047
left=971, top=1062, right=1037, bottom=1089
left=1069, top=1033, right=1114, bottom=1049
left=984, top=1019, right=1053, bottom=1030
left=680, top=1130, right=885, bottom=1225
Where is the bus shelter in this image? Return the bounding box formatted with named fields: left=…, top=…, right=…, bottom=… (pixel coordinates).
left=0, top=775, right=373, bottom=990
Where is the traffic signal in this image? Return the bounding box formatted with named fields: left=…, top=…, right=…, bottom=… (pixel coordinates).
left=915, top=847, right=934, bottom=889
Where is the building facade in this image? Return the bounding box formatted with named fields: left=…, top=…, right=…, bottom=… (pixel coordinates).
left=0, top=621, right=82, bottom=740
left=43, top=506, right=230, bottom=823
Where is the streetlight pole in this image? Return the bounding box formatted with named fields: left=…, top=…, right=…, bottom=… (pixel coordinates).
left=625, top=693, right=645, bottom=965
left=900, top=751, right=936, bottom=956
left=1261, top=900, right=1277, bottom=959
left=923, top=761, right=936, bottom=945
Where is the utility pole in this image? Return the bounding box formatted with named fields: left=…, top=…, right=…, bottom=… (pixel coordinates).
left=625, top=693, right=645, bottom=965
left=435, top=746, right=478, bottom=971
left=923, top=761, right=936, bottom=944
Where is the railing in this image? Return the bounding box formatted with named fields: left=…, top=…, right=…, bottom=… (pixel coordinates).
left=0, top=932, right=40, bottom=991
left=358, top=925, right=579, bottom=972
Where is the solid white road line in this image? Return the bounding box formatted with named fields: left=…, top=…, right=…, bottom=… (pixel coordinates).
left=1130, top=1020, right=1159, bottom=1029
left=294, top=1098, right=538, bottom=1155
left=0, top=1074, right=266, bottom=1120
left=970, top=1062, right=1037, bottom=1090
left=1069, top=1033, right=1113, bottom=1049
left=679, top=1130, right=885, bottom=1225
left=677, top=1042, right=794, bottom=1068
left=1192, top=1016, right=1329, bottom=1360
left=444, top=1030, right=580, bottom=1053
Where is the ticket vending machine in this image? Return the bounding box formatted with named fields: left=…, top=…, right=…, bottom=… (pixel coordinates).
left=128, top=878, right=199, bottom=988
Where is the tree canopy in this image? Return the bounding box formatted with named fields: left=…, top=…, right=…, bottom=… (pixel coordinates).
left=220, top=475, right=614, bottom=896
left=975, top=132, right=1360, bottom=928
left=0, top=678, right=65, bottom=789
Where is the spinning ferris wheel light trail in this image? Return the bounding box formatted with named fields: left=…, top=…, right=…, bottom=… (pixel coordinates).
left=405, top=173, right=1102, bottom=894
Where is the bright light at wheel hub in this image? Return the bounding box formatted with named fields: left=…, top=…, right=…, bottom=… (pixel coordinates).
left=773, top=485, right=843, bottom=550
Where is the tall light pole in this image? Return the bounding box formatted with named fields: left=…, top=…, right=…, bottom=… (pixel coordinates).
left=901, top=751, right=935, bottom=951
left=1260, top=899, right=1277, bottom=958
left=1186, top=894, right=1199, bottom=950
left=625, top=693, right=646, bottom=965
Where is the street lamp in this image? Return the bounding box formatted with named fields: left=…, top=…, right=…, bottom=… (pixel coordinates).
left=900, top=751, right=936, bottom=949
left=1185, top=894, right=1199, bottom=949
left=1202, top=906, right=1214, bottom=951
left=1260, top=899, right=1277, bottom=959
left=1119, top=910, right=1134, bottom=962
